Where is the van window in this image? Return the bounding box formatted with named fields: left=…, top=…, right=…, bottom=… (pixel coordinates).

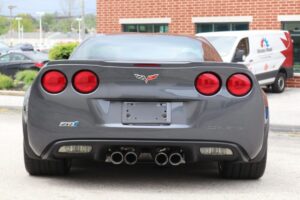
left=204, top=36, right=237, bottom=57
left=236, top=38, right=250, bottom=56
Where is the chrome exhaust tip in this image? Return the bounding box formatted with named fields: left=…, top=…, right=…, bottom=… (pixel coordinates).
left=111, top=151, right=124, bottom=165
left=154, top=152, right=168, bottom=166
left=169, top=152, right=185, bottom=166
left=124, top=151, right=138, bottom=165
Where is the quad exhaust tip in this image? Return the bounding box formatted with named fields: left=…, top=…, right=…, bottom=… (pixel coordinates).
left=169, top=152, right=185, bottom=166
left=111, top=151, right=124, bottom=165
left=154, top=152, right=169, bottom=166
left=124, top=151, right=138, bottom=165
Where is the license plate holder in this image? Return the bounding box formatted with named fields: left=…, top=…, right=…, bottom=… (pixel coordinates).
left=122, top=102, right=171, bottom=124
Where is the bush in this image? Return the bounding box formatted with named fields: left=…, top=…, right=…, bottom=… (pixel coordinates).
left=14, top=70, right=38, bottom=90
left=49, top=42, right=79, bottom=60
left=0, top=73, right=14, bottom=90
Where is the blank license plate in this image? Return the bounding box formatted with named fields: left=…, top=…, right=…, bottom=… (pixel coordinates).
left=122, top=102, right=171, bottom=124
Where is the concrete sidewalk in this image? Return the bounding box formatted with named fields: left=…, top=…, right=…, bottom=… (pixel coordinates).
left=1, top=88, right=300, bottom=132
left=0, top=95, right=24, bottom=110
left=266, top=88, right=300, bottom=132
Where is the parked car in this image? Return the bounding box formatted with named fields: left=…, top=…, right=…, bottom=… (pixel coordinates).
left=0, top=51, right=48, bottom=77
left=196, top=30, right=294, bottom=93
left=23, top=34, right=269, bottom=179
left=10, top=43, right=34, bottom=52
left=0, top=42, right=9, bottom=56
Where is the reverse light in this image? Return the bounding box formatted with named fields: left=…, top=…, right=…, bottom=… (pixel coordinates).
left=200, top=147, right=233, bottom=156
left=58, top=145, right=92, bottom=154
left=73, top=70, right=99, bottom=94
left=195, top=72, right=221, bottom=96
left=41, top=70, right=67, bottom=94
left=227, top=74, right=252, bottom=96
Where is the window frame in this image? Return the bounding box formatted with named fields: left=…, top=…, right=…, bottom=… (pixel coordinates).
left=122, top=24, right=169, bottom=33
left=196, top=23, right=249, bottom=33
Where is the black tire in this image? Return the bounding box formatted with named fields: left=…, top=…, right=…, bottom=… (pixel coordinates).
left=271, top=72, right=286, bottom=93
left=24, top=147, right=71, bottom=176
left=218, top=153, right=267, bottom=179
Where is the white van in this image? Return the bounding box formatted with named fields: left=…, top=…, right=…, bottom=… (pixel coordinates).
left=196, top=30, right=294, bottom=93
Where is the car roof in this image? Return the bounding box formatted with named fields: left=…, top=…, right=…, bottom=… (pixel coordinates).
left=7, top=51, right=48, bottom=61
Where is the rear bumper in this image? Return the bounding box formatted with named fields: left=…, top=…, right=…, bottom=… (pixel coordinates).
left=41, top=139, right=252, bottom=163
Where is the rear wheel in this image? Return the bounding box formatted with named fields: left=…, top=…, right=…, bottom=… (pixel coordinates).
left=271, top=72, right=286, bottom=93
left=24, top=147, right=71, bottom=176
left=218, top=153, right=267, bottom=179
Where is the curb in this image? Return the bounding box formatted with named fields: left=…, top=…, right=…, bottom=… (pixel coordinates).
left=0, top=106, right=22, bottom=111
left=270, top=124, right=300, bottom=133
left=0, top=90, right=25, bottom=96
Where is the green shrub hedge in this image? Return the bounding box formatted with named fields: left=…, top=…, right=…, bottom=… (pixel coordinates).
left=49, top=42, right=79, bottom=60
left=14, top=70, right=38, bottom=90
left=0, top=73, right=14, bottom=90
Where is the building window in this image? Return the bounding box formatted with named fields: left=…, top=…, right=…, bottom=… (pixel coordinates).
left=123, top=24, right=168, bottom=33
left=283, top=22, right=300, bottom=72
left=196, top=23, right=249, bottom=33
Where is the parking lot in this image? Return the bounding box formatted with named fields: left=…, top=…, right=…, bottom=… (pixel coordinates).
left=0, top=108, right=299, bottom=200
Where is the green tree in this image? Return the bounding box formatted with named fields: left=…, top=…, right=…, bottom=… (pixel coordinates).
left=84, top=14, right=96, bottom=33
left=42, top=13, right=57, bottom=32
left=0, top=16, right=9, bottom=35
left=12, top=14, right=38, bottom=32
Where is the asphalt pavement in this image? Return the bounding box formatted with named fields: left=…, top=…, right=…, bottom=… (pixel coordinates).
left=0, top=109, right=300, bottom=200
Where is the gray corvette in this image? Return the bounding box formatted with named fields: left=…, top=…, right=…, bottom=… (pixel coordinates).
left=23, top=34, right=269, bottom=179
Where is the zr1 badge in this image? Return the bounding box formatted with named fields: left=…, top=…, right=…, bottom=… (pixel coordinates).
left=59, top=121, right=79, bottom=128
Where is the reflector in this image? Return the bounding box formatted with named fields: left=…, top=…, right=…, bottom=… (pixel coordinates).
left=200, top=147, right=233, bottom=156
left=58, top=145, right=92, bottom=153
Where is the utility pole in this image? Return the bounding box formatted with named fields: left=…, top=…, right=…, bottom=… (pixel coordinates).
left=76, top=18, right=82, bottom=41
left=36, top=12, right=45, bottom=47
left=15, top=17, right=22, bottom=43
left=8, top=5, right=17, bottom=46
left=81, top=0, right=85, bottom=40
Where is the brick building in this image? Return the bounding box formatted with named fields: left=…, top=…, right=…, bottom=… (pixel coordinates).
left=96, top=0, right=300, bottom=87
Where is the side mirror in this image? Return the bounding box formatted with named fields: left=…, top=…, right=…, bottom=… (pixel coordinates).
left=233, top=49, right=245, bottom=62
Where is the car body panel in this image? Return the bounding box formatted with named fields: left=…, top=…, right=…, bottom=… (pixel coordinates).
left=24, top=60, right=267, bottom=161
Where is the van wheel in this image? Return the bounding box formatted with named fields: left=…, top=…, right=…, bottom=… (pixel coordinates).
left=271, top=72, right=286, bottom=93
left=218, top=152, right=267, bottom=179
left=24, top=147, right=71, bottom=176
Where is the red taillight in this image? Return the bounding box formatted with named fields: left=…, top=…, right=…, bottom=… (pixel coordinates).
left=227, top=74, right=252, bottom=96
left=195, top=72, right=221, bottom=96
left=35, top=62, right=44, bottom=68
left=73, top=70, right=99, bottom=94
left=42, top=70, right=67, bottom=94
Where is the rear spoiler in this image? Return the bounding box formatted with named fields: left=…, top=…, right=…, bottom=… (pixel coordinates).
left=47, top=60, right=248, bottom=70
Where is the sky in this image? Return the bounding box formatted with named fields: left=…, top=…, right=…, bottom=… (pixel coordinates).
left=0, top=0, right=96, bottom=16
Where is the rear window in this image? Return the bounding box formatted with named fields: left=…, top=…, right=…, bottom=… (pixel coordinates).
left=70, top=35, right=204, bottom=62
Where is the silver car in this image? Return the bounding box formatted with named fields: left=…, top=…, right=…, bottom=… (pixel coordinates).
left=23, top=34, right=269, bottom=179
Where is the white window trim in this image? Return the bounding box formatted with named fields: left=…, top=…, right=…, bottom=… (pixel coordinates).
left=278, top=15, right=300, bottom=22
left=192, top=16, right=253, bottom=23
left=119, top=18, right=171, bottom=24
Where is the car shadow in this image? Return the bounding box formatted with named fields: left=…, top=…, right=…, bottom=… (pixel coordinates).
left=32, top=159, right=259, bottom=191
